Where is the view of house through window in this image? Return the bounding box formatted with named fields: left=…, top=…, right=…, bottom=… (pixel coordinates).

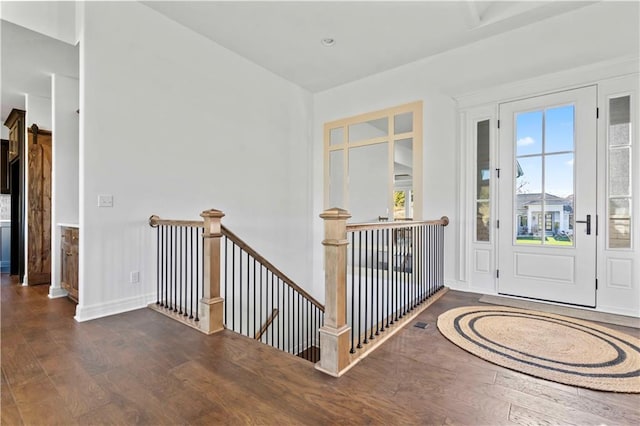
left=324, top=102, right=423, bottom=223
left=514, top=105, right=575, bottom=246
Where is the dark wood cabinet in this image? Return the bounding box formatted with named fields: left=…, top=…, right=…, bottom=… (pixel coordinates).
left=4, top=109, right=26, bottom=280
left=5, top=109, right=24, bottom=163
left=1, top=140, right=8, bottom=194
left=61, top=227, right=79, bottom=302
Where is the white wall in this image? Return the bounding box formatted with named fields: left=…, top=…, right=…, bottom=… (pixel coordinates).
left=312, top=1, right=639, bottom=296
left=51, top=75, right=78, bottom=226
left=49, top=74, right=79, bottom=298
left=76, top=2, right=314, bottom=320
left=25, top=94, right=51, bottom=130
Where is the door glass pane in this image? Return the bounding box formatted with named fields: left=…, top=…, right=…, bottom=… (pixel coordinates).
left=516, top=156, right=542, bottom=195
left=516, top=196, right=543, bottom=244
left=515, top=152, right=542, bottom=244
left=609, top=147, right=631, bottom=197
left=609, top=198, right=631, bottom=248
left=394, top=112, right=413, bottom=134
left=545, top=153, right=574, bottom=199
left=543, top=195, right=574, bottom=246
left=349, top=118, right=388, bottom=143
left=329, top=127, right=344, bottom=146
left=545, top=105, right=574, bottom=153
left=349, top=142, right=389, bottom=223
left=394, top=138, right=413, bottom=220
left=609, top=96, right=631, bottom=146
left=329, top=150, right=344, bottom=208
left=544, top=154, right=574, bottom=246
left=477, top=201, right=490, bottom=242
left=477, top=120, right=490, bottom=200
left=516, top=110, right=543, bottom=156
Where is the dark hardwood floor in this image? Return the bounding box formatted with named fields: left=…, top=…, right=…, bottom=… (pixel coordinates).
left=2, top=273, right=639, bottom=425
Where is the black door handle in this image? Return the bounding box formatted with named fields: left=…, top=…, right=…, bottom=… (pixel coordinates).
left=576, top=214, right=591, bottom=235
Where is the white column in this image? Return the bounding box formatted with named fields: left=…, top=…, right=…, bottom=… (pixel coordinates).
left=49, top=75, right=79, bottom=299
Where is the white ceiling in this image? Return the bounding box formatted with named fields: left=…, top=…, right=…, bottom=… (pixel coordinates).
left=0, top=0, right=601, bottom=126
left=143, top=1, right=597, bottom=92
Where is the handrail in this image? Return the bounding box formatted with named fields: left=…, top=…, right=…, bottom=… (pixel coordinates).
left=346, top=216, right=449, bottom=232
left=149, top=215, right=204, bottom=228
left=255, top=308, right=279, bottom=340
left=221, top=225, right=325, bottom=312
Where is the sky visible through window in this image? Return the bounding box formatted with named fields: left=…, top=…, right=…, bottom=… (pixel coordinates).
left=516, top=105, right=575, bottom=198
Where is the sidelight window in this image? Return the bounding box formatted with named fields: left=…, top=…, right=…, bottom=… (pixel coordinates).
left=475, top=119, right=491, bottom=242
left=608, top=95, right=632, bottom=249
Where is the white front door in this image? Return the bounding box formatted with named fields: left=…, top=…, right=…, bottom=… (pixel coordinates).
left=498, top=86, right=597, bottom=307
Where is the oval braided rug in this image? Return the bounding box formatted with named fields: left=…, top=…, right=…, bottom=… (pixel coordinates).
left=437, top=306, right=640, bottom=393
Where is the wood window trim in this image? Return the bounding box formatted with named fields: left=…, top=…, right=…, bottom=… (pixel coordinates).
left=323, top=101, right=423, bottom=221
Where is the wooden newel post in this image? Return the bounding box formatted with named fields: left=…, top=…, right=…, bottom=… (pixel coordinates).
left=200, top=209, right=225, bottom=335
left=316, top=207, right=352, bottom=377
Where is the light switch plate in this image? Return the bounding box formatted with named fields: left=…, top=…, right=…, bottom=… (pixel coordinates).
left=98, top=195, right=113, bottom=207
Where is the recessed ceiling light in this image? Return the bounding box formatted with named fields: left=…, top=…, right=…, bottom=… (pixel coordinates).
left=321, top=38, right=336, bottom=47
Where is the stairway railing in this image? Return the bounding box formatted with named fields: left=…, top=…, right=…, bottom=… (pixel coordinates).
left=316, top=208, right=449, bottom=377
left=221, top=224, right=324, bottom=361
left=148, top=207, right=449, bottom=373
left=149, top=209, right=324, bottom=362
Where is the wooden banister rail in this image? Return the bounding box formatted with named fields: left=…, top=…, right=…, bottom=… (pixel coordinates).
left=149, top=215, right=204, bottom=228
left=149, top=210, right=325, bottom=356
left=255, top=308, right=279, bottom=340
left=346, top=216, right=449, bottom=232
left=221, top=225, right=325, bottom=312
left=147, top=211, right=224, bottom=335
left=317, top=208, right=449, bottom=377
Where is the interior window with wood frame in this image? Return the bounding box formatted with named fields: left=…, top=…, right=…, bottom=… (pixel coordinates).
left=324, top=101, right=423, bottom=223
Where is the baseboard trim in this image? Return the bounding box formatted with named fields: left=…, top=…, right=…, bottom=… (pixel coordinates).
left=448, top=288, right=640, bottom=324
left=594, top=304, right=640, bottom=321
left=444, top=279, right=468, bottom=290
left=479, top=294, right=640, bottom=329
left=48, top=286, right=69, bottom=299
left=74, top=292, right=156, bottom=322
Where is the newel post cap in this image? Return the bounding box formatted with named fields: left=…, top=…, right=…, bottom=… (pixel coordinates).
left=200, top=209, right=225, bottom=219
left=320, top=207, right=351, bottom=220
left=149, top=215, right=160, bottom=227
